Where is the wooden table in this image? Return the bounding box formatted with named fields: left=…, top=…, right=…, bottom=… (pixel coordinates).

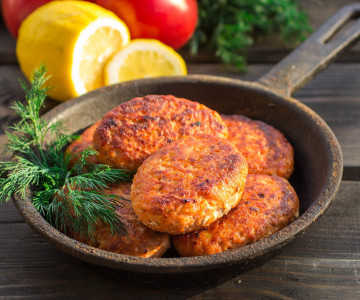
left=0, top=1, right=359, bottom=299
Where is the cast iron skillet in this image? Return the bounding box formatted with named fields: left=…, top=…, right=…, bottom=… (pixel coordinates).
left=12, top=4, right=360, bottom=286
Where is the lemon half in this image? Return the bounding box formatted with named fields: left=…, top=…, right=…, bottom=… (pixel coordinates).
left=105, top=39, right=187, bottom=85
left=16, top=1, right=130, bottom=101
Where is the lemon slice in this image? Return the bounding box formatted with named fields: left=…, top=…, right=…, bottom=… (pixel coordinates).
left=16, top=1, right=130, bottom=101
left=105, top=39, right=187, bottom=85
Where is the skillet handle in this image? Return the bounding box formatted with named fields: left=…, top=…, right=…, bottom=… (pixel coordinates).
left=257, top=4, right=360, bottom=97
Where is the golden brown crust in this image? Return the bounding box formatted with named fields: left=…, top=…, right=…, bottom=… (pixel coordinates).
left=66, top=121, right=101, bottom=168
left=131, top=134, right=248, bottom=235
left=72, top=183, right=171, bottom=258
left=172, top=174, right=299, bottom=256
left=93, top=95, right=228, bottom=171
left=222, top=115, right=294, bottom=179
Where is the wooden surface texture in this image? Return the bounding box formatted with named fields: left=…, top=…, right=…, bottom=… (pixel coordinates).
left=0, top=1, right=359, bottom=299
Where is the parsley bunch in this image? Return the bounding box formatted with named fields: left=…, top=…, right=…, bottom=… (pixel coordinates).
left=189, top=0, right=312, bottom=70
left=0, top=66, right=130, bottom=239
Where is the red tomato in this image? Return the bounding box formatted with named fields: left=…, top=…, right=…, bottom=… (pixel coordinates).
left=95, top=0, right=198, bottom=49
left=1, top=0, right=54, bottom=38
left=1, top=0, right=96, bottom=38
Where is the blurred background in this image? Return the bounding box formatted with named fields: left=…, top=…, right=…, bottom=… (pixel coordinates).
left=1, top=0, right=360, bottom=67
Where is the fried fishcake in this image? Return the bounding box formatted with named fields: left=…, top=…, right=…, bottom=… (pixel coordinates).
left=72, top=183, right=171, bottom=258
left=222, top=115, right=294, bottom=179
left=131, top=134, right=248, bottom=235
left=66, top=121, right=100, bottom=168
left=172, top=174, right=299, bottom=256
left=93, top=95, right=228, bottom=171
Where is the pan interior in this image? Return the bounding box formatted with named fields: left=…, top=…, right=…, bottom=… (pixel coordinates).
left=32, top=75, right=341, bottom=273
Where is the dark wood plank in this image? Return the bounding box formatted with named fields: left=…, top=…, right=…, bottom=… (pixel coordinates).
left=0, top=66, right=25, bottom=135
left=0, top=180, right=358, bottom=299
left=0, top=13, right=16, bottom=64
left=0, top=28, right=16, bottom=64
left=291, top=63, right=360, bottom=179
left=0, top=201, right=23, bottom=223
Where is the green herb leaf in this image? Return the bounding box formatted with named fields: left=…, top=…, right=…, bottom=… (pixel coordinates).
left=0, top=65, right=131, bottom=239
left=189, top=0, right=312, bottom=70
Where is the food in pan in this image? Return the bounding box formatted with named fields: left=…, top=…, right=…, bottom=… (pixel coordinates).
left=222, top=114, right=294, bottom=179
left=66, top=120, right=101, bottom=168
left=65, top=94, right=299, bottom=257
left=72, top=182, right=171, bottom=258
left=172, top=174, right=299, bottom=256
left=92, top=95, right=228, bottom=172
left=131, top=134, right=248, bottom=234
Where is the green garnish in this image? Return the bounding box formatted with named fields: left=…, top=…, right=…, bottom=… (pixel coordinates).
left=189, top=0, right=312, bottom=70
left=0, top=66, right=130, bottom=239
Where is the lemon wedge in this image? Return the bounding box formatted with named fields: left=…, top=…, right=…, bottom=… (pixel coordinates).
left=16, top=1, right=130, bottom=101
left=105, top=39, right=187, bottom=85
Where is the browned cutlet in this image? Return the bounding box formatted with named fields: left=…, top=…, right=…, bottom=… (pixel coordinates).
left=93, top=95, right=228, bottom=172
left=72, top=183, right=171, bottom=258
left=131, top=134, right=248, bottom=235
left=172, top=174, right=299, bottom=256
left=65, top=120, right=100, bottom=168
left=222, top=114, right=294, bottom=179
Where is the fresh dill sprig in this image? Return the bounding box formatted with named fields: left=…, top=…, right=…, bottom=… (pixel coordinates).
left=0, top=65, right=131, bottom=239
left=189, top=0, right=312, bottom=71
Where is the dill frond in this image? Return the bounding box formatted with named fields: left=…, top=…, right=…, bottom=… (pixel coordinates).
left=0, top=65, right=131, bottom=239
